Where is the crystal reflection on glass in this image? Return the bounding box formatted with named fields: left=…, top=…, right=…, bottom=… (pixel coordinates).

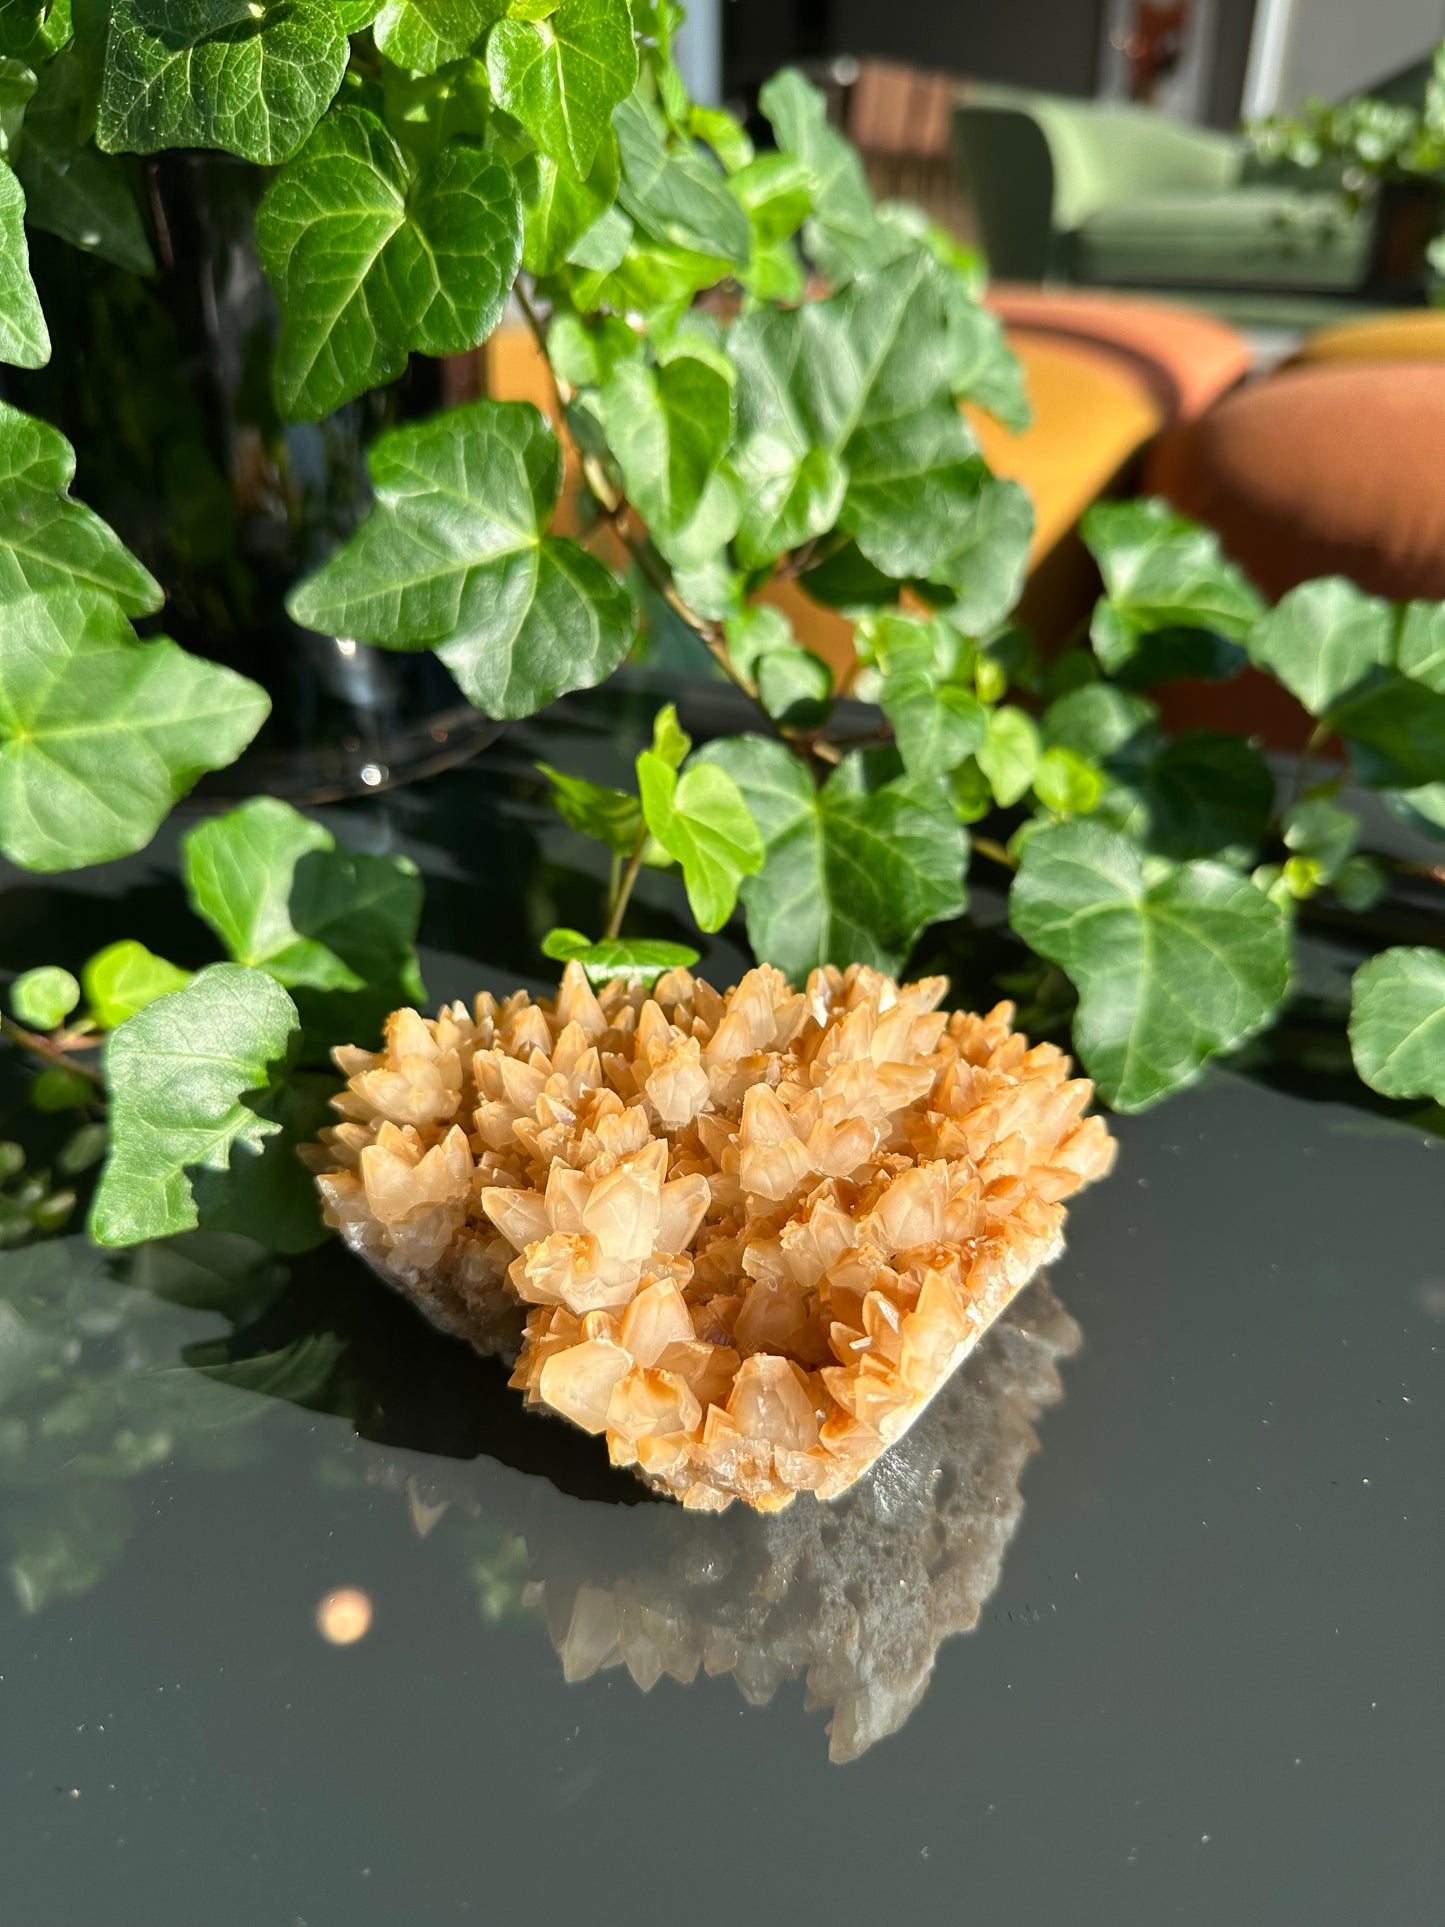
left=373, top=1279, right=1080, bottom=1762
left=0, top=1223, right=1077, bottom=1763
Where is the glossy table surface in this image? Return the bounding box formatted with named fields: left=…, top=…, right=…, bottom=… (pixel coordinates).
left=1, top=685, right=1441, bottom=1926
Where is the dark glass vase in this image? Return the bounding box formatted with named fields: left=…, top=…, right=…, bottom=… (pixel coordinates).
left=3, top=153, right=499, bottom=801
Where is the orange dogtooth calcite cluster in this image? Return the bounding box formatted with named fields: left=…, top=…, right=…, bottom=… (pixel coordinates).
left=305, top=961, right=1115, bottom=1511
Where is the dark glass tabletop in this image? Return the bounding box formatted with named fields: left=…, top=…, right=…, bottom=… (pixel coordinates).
left=2, top=682, right=1441, bottom=1926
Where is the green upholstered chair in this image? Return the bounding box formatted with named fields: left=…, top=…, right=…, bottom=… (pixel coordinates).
left=952, top=91, right=1374, bottom=296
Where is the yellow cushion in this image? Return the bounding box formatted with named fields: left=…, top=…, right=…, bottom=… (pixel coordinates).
left=1291, top=309, right=1445, bottom=366
left=968, top=335, right=1162, bottom=563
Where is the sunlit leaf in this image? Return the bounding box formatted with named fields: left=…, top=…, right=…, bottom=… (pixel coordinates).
left=373, top=0, right=504, bottom=74
left=519, top=132, right=618, bottom=274
left=1084, top=498, right=1263, bottom=682
left=0, top=588, right=269, bottom=872
left=698, top=734, right=967, bottom=980
left=537, top=762, right=641, bottom=853
left=1249, top=577, right=1394, bottom=714
left=83, top=940, right=193, bottom=1029
left=614, top=91, right=749, bottom=262
left=255, top=105, right=522, bottom=420
left=91, top=965, right=300, bottom=1247
left=0, top=165, right=48, bottom=368
left=96, top=0, right=349, bottom=164
left=1011, top=819, right=1290, bottom=1110
left=181, top=797, right=425, bottom=1046
left=9, top=966, right=79, bottom=1030
left=486, top=0, right=637, bottom=180
left=636, top=748, right=764, bottom=931
left=1349, top=946, right=1445, bottom=1102
left=287, top=398, right=635, bottom=720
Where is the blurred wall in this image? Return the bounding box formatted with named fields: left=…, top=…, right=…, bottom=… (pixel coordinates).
left=1248, top=0, right=1445, bottom=110
left=724, top=0, right=1108, bottom=97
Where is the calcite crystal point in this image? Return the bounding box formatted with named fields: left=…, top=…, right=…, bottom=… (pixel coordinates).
left=306, top=961, right=1115, bottom=1511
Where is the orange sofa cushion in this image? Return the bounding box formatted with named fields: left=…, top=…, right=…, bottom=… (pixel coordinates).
left=987, top=284, right=1252, bottom=422
left=1289, top=308, right=1445, bottom=367
left=1147, top=363, right=1445, bottom=601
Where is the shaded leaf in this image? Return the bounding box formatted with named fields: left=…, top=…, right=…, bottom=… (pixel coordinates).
left=541, top=928, right=698, bottom=980
left=287, top=399, right=635, bottom=720
left=636, top=749, right=763, bottom=931
left=865, top=613, right=984, bottom=783
left=0, top=165, right=48, bottom=368
left=96, top=0, right=348, bottom=165
left=698, top=734, right=966, bottom=981
left=0, top=400, right=162, bottom=610
left=15, top=50, right=154, bottom=273
left=1110, top=731, right=1275, bottom=865
left=1011, top=819, right=1290, bottom=1111
left=1349, top=948, right=1445, bottom=1103
left=1328, top=670, right=1445, bottom=789
left=537, top=761, right=641, bottom=853
left=91, top=965, right=300, bottom=1247
left=486, top=0, right=637, bottom=180
left=255, top=105, right=522, bottom=421
left=83, top=940, right=192, bottom=1028
left=181, top=797, right=425, bottom=1046
left=0, top=588, right=269, bottom=872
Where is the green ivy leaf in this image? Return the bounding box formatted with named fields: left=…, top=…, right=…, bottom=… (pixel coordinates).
left=754, top=643, right=832, bottom=729
left=1032, top=746, right=1103, bottom=817
left=181, top=797, right=425, bottom=1046
left=0, top=404, right=163, bottom=608
left=1011, top=819, right=1291, bottom=1111
left=0, top=401, right=163, bottom=611
left=647, top=699, right=690, bottom=768
left=614, top=91, right=749, bottom=263
left=287, top=398, right=635, bottom=720
left=758, top=66, right=888, bottom=283
left=976, top=704, right=1040, bottom=807
left=90, top=965, right=300, bottom=1247
left=518, top=133, right=618, bottom=275
left=865, top=613, right=985, bottom=783
left=15, top=51, right=155, bottom=274
left=0, top=56, right=37, bottom=159
left=636, top=749, right=764, bottom=932
left=730, top=248, right=1031, bottom=628
left=486, top=0, right=637, bottom=181
left=1249, top=577, right=1394, bottom=714
left=595, top=341, right=733, bottom=546
left=0, top=165, right=49, bottom=369
left=1349, top=947, right=1445, bottom=1102
left=0, top=588, right=270, bottom=872
left=373, top=0, right=504, bottom=74
left=255, top=105, right=522, bottom=421
left=1394, top=599, right=1445, bottom=692
left=537, top=762, right=641, bottom=853
left=1282, top=794, right=1359, bottom=883
left=1110, top=731, right=1276, bottom=865
left=82, top=940, right=193, bottom=1029
left=10, top=965, right=80, bottom=1030
left=1042, top=683, right=1156, bottom=761
left=1084, top=498, right=1263, bottom=682
left=698, top=734, right=967, bottom=981
left=541, top=927, right=698, bottom=980
left=949, top=297, right=1030, bottom=433
left=1328, top=670, right=1445, bottom=789
left=96, top=0, right=349, bottom=165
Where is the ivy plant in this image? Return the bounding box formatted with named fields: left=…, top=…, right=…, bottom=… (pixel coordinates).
left=2, top=4, right=1445, bottom=1260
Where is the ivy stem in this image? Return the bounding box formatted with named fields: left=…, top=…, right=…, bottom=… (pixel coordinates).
left=970, top=834, right=1017, bottom=871
left=604, top=829, right=649, bottom=940
left=0, top=1016, right=106, bottom=1085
